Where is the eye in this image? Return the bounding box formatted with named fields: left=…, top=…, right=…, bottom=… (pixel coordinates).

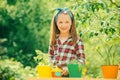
left=66, top=21, right=69, bottom=23
left=59, top=21, right=63, bottom=24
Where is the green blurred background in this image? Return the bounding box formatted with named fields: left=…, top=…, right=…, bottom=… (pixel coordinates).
left=0, top=0, right=120, bottom=80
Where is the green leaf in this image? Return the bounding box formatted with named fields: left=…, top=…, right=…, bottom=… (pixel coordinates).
left=77, top=13, right=80, bottom=18
left=89, top=32, right=94, bottom=38
left=101, top=21, right=104, bottom=26
left=109, top=27, right=115, bottom=34
left=99, top=28, right=103, bottom=32
left=94, top=33, right=98, bottom=36
left=79, top=32, right=83, bottom=37
left=86, top=3, right=90, bottom=11
left=91, top=4, right=95, bottom=12
left=7, top=0, right=16, bottom=5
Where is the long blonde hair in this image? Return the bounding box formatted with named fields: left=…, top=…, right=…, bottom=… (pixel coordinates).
left=50, top=8, right=78, bottom=46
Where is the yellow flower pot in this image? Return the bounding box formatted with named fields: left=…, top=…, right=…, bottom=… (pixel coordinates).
left=37, top=65, right=52, bottom=78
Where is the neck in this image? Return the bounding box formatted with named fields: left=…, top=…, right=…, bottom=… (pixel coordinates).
left=59, top=33, right=70, bottom=38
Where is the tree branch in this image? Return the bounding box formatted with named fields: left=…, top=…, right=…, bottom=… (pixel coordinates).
left=110, top=0, right=120, bottom=8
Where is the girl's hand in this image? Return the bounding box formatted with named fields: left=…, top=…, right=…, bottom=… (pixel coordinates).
left=61, top=67, right=68, bottom=76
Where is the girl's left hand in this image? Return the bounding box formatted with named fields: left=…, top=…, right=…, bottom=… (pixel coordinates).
left=61, top=67, right=68, bottom=76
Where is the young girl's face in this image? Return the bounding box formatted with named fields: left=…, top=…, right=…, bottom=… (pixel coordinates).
left=56, top=13, right=72, bottom=34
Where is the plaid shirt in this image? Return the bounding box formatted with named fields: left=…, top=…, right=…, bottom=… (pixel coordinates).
left=49, top=36, right=85, bottom=68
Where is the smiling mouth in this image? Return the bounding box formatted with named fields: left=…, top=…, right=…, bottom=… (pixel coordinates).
left=61, top=29, right=67, bottom=31
left=61, top=28, right=67, bottom=30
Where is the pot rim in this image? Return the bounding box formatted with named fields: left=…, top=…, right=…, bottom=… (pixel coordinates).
left=101, top=65, right=119, bottom=66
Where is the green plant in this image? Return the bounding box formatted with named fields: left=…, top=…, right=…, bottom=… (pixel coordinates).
left=34, top=50, right=52, bottom=66
left=97, top=44, right=119, bottom=65
left=0, top=59, right=36, bottom=80
left=68, top=59, right=84, bottom=71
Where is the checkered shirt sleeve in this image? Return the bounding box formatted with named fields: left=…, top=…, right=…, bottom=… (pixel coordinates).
left=75, top=39, right=85, bottom=64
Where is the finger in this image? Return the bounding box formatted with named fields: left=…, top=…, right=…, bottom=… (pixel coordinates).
left=62, top=70, right=68, bottom=76
left=61, top=70, right=66, bottom=75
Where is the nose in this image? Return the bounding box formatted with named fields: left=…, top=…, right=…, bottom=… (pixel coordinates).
left=61, top=23, right=66, bottom=27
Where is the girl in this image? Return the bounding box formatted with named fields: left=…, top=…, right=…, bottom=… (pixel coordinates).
left=48, top=8, right=85, bottom=77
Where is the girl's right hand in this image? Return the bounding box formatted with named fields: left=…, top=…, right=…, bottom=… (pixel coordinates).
left=61, top=67, right=68, bottom=76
